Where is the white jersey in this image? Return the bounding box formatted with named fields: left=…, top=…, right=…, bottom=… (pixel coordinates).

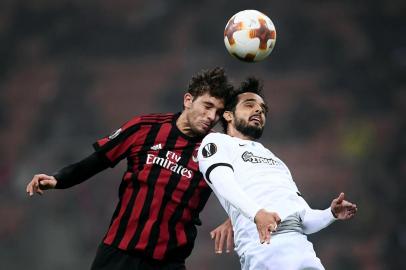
left=198, top=133, right=335, bottom=256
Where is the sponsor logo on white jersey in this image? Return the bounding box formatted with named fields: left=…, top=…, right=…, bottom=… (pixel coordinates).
left=241, top=151, right=281, bottom=166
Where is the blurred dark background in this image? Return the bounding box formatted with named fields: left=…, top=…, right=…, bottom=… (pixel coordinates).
left=1, top=0, right=405, bottom=269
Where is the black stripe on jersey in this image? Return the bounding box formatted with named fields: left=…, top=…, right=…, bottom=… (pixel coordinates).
left=166, top=168, right=202, bottom=259
left=106, top=152, right=137, bottom=232
left=192, top=185, right=212, bottom=224
left=93, top=125, right=140, bottom=155
left=111, top=123, right=162, bottom=247
left=126, top=123, right=178, bottom=251
left=205, top=163, right=234, bottom=184
left=142, top=113, right=173, bottom=120
left=93, top=114, right=174, bottom=163
left=144, top=140, right=196, bottom=257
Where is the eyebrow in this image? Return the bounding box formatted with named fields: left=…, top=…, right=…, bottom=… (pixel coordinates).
left=241, top=98, right=269, bottom=112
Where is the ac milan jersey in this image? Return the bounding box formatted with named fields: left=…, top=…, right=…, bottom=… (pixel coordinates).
left=93, top=113, right=211, bottom=262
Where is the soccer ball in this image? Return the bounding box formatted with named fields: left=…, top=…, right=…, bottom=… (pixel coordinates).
left=224, top=10, right=276, bottom=62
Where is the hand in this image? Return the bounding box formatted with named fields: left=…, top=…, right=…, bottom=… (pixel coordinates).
left=26, top=174, right=57, bottom=196
left=210, top=218, right=234, bottom=254
left=254, top=209, right=281, bottom=244
left=331, top=192, right=357, bottom=220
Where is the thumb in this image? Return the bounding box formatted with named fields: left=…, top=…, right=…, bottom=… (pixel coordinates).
left=39, top=179, right=56, bottom=188
left=336, top=192, right=345, bottom=204
left=39, top=179, right=52, bottom=185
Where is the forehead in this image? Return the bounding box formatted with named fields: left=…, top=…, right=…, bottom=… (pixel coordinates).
left=194, top=93, right=224, bottom=107
left=237, top=92, right=265, bottom=105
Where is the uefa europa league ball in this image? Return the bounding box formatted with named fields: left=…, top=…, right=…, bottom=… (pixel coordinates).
left=224, top=10, right=276, bottom=62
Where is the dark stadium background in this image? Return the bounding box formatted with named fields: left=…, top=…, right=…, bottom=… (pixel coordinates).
left=1, top=0, right=404, bottom=269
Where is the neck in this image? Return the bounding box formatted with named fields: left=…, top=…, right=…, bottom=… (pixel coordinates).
left=176, top=111, right=196, bottom=137
left=227, top=125, right=255, bottom=141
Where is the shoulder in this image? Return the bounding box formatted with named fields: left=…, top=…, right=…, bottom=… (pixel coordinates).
left=202, top=132, right=232, bottom=144
left=200, top=132, right=236, bottom=155
left=123, top=113, right=174, bottom=128
left=138, top=113, right=175, bottom=124
left=201, top=133, right=236, bottom=150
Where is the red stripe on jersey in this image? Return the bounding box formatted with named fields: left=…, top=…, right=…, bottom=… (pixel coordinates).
left=151, top=137, right=192, bottom=259
left=104, top=175, right=133, bottom=245
left=117, top=184, right=148, bottom=249
left=103, top=125, right=152, bottom=245
left=173, top=144, right=207, bottom=253
left=119, top=122, right=173, bottom=249
left=105, top=132, right=138, bottom=163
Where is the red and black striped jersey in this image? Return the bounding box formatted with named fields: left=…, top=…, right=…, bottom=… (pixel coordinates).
left=93, top=113, right=212, bottom=262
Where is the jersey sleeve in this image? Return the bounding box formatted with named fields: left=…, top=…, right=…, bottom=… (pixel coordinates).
left=93, top=117, right=142, bottom=167
left=198, top=133, right=235, bottom=183
left=298, top=195, right=337, bottom=234
left=198, top=133, right=262, bottom=222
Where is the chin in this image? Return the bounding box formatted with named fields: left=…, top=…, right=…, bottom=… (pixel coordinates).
left=193, top=128, right=209, bottom=137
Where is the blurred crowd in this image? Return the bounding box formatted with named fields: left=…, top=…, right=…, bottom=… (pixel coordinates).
left=0, top=0, right=404, bottom=269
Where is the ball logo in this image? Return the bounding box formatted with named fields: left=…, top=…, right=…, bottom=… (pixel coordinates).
left=202, top=143, right=217, bottom=158
left=108, top=128, right=122, bottom=140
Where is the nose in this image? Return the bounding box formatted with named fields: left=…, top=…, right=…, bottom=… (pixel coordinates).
left=254, top=103, right=263, bottom=114
left=207, top=109, right=216, bottom=122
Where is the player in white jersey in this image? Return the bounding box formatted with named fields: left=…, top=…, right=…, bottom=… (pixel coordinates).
left=198, top=77, right=357, bottom=270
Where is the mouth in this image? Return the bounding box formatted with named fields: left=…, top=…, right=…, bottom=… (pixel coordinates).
left=201, top=122, right=211, bottom=130
left=249, top=115, right=262, bottom=125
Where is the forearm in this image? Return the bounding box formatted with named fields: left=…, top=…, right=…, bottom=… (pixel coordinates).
left=302, top=207, right=337, bottom=234
left=208, top=166, right=262, bottom=222
left=54, top=152, right=109, bottom=189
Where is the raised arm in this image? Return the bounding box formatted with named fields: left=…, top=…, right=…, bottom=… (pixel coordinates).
left=26, top=152, right=109, bottom=196
left=301, top=192, right=357, bottom=234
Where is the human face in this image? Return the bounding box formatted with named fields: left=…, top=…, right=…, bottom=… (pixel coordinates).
left=231, top=92, right=267, bottom=139
left=184, top=93, right=225, bottom=136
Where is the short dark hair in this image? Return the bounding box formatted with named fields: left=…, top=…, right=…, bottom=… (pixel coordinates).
left=221, top=77, right=266, bottom=132
left=187, top=67, right=232, bottom=101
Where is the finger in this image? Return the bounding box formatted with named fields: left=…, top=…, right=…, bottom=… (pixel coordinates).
left=217, top=229, right=226, bottom=254
left=36, top=189, right=44, bottom=195
left=336, top=192, right=345, bottom=204
left=26, top=182, right=34, bottom=196
left=39, top=179, right=53, bottom=189
left=226, top=229, right=233, bottom=253
left=265, top=228, right=271, bottom=244
left=210, top=231, right=215, bottom=240
left=214, top=230, right=221, bottom=253
left=31, top=178, right=40, bottom=195
left=258, top=227, right=266, bottom=244
left=340, top=200, right=355, bottom=207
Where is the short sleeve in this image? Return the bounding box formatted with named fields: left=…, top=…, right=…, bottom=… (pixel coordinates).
left=93, top=117, right=142, bottom=167
left=198, top=133, right=235, bottom=183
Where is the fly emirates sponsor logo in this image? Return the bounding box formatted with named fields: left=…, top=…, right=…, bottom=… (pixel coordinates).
left=146, top=150, right=193, bottom=179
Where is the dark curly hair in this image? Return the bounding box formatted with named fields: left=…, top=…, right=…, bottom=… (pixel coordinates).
left=187, top=67, right=233, bottom=101
left=221, top=77, right=266, bottom=132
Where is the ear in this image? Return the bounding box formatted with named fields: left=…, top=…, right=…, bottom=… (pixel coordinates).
left=223, top=111, right=233, bottom=123
left=183, top=93, right=194, bottom=109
